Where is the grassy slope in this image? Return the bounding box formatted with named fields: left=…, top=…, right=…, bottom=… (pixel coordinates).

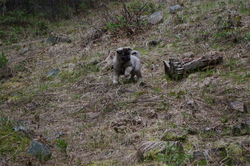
left=1, top=0, right=250, bottom=165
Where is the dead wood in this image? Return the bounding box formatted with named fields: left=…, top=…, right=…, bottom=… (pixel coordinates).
left=163, top=51, right=223, bottom=80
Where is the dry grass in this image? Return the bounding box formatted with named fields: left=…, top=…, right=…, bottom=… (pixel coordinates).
left=1, top=0, right=250, bottom=165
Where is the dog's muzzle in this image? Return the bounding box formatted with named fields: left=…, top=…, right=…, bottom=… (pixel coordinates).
left=121, top=56, right=130, bottom=62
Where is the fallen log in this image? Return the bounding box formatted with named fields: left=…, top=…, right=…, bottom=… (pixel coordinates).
left=163, top=51, right=223, bottom=80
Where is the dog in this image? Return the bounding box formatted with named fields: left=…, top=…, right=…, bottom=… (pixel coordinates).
left=113, top=47, right=142, bottom=84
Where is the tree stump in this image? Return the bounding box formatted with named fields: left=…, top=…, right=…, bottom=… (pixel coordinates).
left=163, top=51, right=223, bottom=80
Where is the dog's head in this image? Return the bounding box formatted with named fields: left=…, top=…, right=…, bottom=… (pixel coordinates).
left=116, top=47, right=132, bottom=62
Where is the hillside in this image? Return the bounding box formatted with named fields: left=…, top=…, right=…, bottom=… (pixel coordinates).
left=0, top=0, right=250, bottom=165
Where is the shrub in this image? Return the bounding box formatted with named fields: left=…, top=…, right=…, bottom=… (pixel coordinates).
left=0, top=52, right=8, bottom=68
left=102, top=1, right=153, bottom=36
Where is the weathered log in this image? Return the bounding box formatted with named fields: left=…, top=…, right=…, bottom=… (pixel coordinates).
left=163, top=51, right=223, bottom=80
left=163, top=58, right=184, bottom=80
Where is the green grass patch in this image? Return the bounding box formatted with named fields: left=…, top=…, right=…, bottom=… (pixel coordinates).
left=0, top=117, right=30, bottom=159
left=220, top=58, right=250, bottom=84
left=148, top=142, right=192, bottom=165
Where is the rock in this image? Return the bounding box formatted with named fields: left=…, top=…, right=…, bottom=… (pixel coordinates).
left=0, top=41, right=2, bottom=46
left=19, top=46, right=30, bottom=55
left=243, top=102, right=250, bottom=113
left=232, top=120, right=250, bottom=135
left=123, top=133, right=141, bottom=146
left=46, top=68, right=60, bottom=77
left=46, top=137, right=54, bottom=141
left=193, top=146, right=227, bottom=163
left=148, top=11, right=163, bottom=25
left=186, top=126, right=198, bottom=135
left=170, top=5, right=183, bottom=14
left=163, top=20, right=170, bottom=26
left=161, top=129, right=188, bottom=141
left=55, top=131, right=64, bottom=138
left=0, top=67, right=12, bottom=78
left=136, top=141, right=183, bottom=162
left=68, top=63, right=76, bottom=70
left=148, top=40, right=160, bottom=46
left=75, top=132, right=83, bottom=136
left=241, top=138, right=250, bottom=151
left=45, top=36, right=71, bottom=45
left=139, top=15, right=148, bottom=21
left=183, top=52, right=195, bottom=58
left=111, top=117, right=143, bottom=133
left=187, top=100, right=195, bottom=108
left=147, top=110, right=158, bottom=118
left=28, top=140, right=51, bottom=160
left=239, top=58, right=249, bottom=67
left=196, top=77, right=212, bottom=88
left=245, top=42, right=250, bottom=51
left=175, top=33, right=184, bottom=38
left=204, top=126, right=216, bottom=132
left=164, top=113, right=173, bottom=120
left=132, top=117, right=143, bottom=125
left=85, top=112, right=101, bottom=119
left=13, top=126, right=26, bottom=132
left=230, top=101, right=246, bottom=113
left=210, top=147, right=227, bottom=157
left=151, top=64, right=160, bottom=70
left=193, top=151, right=206, bottom=162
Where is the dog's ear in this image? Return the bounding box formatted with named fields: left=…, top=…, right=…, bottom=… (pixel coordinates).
left=127, top=47, right=132, bottom=51
left=116, top=48, right=123, bottom=54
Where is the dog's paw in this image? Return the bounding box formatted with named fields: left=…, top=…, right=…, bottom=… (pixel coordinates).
left=139, top=81, right=147, bottom=87
left=125, top=75, right=130, bottom=80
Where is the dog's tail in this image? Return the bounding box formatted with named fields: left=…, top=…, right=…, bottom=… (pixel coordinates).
left=131, top=50, right=140, bottom=59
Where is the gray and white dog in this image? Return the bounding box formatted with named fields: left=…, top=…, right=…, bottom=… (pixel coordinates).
left=113, top=47, right=142, bottom=84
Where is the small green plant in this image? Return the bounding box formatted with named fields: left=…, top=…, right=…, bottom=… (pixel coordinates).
left=198, top=68, right=214, bottom=80
left=200, top=129, right=216, bottom=138
left=56, top=139, right=68, bottom=156
left=169, top=90, right=185, bottom=99
left=154, top=87, right=161, bottom=94
left=243, top=33, right=250, bottom=41
left=153, top=142, right=192, bottom=165
left=103, top=104, right=112, bottom=113
left=214, top=30, right=233, bottom=40
left=0, top=52, right=8, bottom=68
left=156, top=100, right=170, bottom=111
left=76, top=158, right=82, bottom=165
left=223, top=58, right=238, bottom=71
left=83, top=61, right=100, bottom=74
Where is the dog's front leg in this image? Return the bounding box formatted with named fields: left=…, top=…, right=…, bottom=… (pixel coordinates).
left=113, top=71, right=119, bottom=84
left=124, top=66, right=133, bottom=79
